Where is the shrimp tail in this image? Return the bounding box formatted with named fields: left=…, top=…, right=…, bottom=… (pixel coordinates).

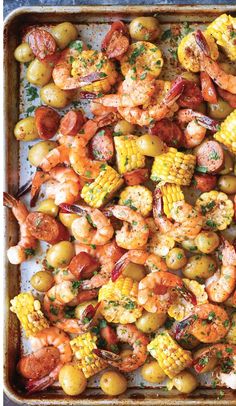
left=80, top=91, right=98, bottom=99
left=93, top=348, right=121, bottom=362
left=3, top=192, right=17, bottom=208
left=16, top=179, right=32, bottom=198
left=78, top=72, right=107, bottom=87
left=111, top=257, right=128, bottom=281
left=82, top=302, right=100, bottom=323
left=59, top=203, right=85, bottom=215
left=26, top=375, right=55, bottom=394
left=195, top=30, right=210, bottom=56
left=30, top=170, right=50, bottom=207
left=196, top=115, right=220, bottom=132
left=174, top=315, right=196, bottom=340
left=176, top=286, right=197, bottom=305
left=164, top=76, right=185, bottom=105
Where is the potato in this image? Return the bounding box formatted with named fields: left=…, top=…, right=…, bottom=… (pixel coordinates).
left=123, top=262, right=146, bottom=281
left=51, top=22, right=78, bottom=49
left=193, top=348, right=218, bottom=373
left=136, top=134, right=165, bottom=157
left=166, top=248, right=187, bottom=270
left=183, top=255, right=217, bottom=280
left=14, top=117, right=38, bottom=141
left=141, top=360, right=166, bottom=383
left=59, top=364, right=87, bottom=395
left=173, top=371, right=198, bottom=393
left=181, top=239, right=199, bottom=253
left=219, top=151, right=234, bottom=175
left=114, top=120, right=136, bottom=136
left=218, top=175, right=236, bottom=194
left=28, top=140, right=57, bottom=166
left=37, top=199, right=59, bottom=217
left=26, top=59, right=53, bottom=87
left=129, top=17, right=161, bottom=41
left=46, top=241, right=75, bottom=268
left=220, top=223, right=236, bottom=243
left=14, top=43, right=34, bottom=63
left=59, top=212, right=80, bottom=228
left=30, top=270, right=54, bottom=292
left=136, top=311, right=166, bottom=333
left=100, top=371, right=127, bottom=396
left=40, top=83, right=73, bottom=108
left=194, top=231, right=220, bottom=254
left=120, top=349, right=133, bottom=359
left=207, top=97, right=233, bottom=120
left=180, top=71, right=199, bottom=83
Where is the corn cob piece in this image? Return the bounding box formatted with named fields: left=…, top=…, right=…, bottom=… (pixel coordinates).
left=159, top=183, right=184, bottom=218
left=114, top=135, right=145, bottom=175
left=196, top=190, right=234, bottom=230
left=119, top=185, right=153, bottom=216
left=214, top=109, right=236, bottom=154
left=207, top=14, right=236, bottom=61
left=70, top=332, right=107, bottom=378
left=71, top=50, right=117, bottom=93
left=147, top=331, right=192, bottom=379
left=10, top=292, right=49, bottom=337
left=151, top=148, right=196, bottom=186
left=121, top=41, right=163, bottom=77
left=226, top=313, right=236, bottom=344
left=81, top=165, right=123, bottom=208
left=178, top=31, right=219, bottom=72
left=98, top=277, right=142, bottom=324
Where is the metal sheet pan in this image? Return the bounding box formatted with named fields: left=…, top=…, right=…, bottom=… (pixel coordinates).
left=4, top=5, right=236, bottom=405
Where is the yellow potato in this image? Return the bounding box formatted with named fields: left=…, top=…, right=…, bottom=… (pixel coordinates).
left=14, top=117, right=38, bottom=141
left=129, top=17, right=161, bottom=41
left=37, top=199, right=59, bottom=217
left=26, top=59, right=53, bottom=86
left=30, top=271, right=54, bottom=292
left=28, top=140, right=57, bottom=166
left=59, top=364, right=87, bottom=396
left=46, top=241, right=75, bottom=268
left=173, top=371, right=198, bottom=393
left=51, top=22, right=78, bottom=49
left=14, top=43, right=34, bottom=63
left=40, top=83, right=74, bottom=108
left=136, top=311, right=166, bottom=333
left=59, top=212, right=80, bottom=228
left=100, top=371, right=127, bottom=396
left=141, top=360, right=166, bottom=383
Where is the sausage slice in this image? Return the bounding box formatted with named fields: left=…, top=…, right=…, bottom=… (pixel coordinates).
left=35, top=106, right=60, bottom=139
left=196, top=140, right=224, bottom=173
left=26, top=212, right=69, bottom=244
left=59, top=110, right=85, bottom=136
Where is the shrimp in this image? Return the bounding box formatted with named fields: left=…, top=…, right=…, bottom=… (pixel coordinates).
left=3, top=193, right=37, bottom=264
left=75, top=239, right=124, bottom=289
left=117, top=76, right=185, bottom=126
left=175, top=303, right=230, bottom=343
left=39, top=144, right=70, bottom=172
left=104, top=205, right=149, bottom=250
left=205, top=240, right=236, bottom=303
left=69, top=205, right=114, bottom=245
left=153, top=188, right=203, bottom=242
left=177, top=109, right=219, bottom=148
left=21, top=327, right=72, bottom=393
left=112, top=249, right=167, bottom=281
left=52, top=45, right=105, bottom=90
left=94, top=324, right=149, bottom=372
left=30, top=167, right=81, bottom=206
left=194, top=343, right=236, bottom=390
left=195, top=30, right=236, bottom=94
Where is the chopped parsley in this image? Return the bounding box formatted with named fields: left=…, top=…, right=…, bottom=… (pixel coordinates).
left=206, top=219, right=217, bottom=228
left=161, top=29, right=172, bottom=41
left=196, top=165, right=208, bottom=173
left=69, top=40, right=83, bottom=53
left=128, top=44, right=145, bottom=65
left=26, top=86, right=38, bottom=102
left=24, top=248, right=35, bottom=257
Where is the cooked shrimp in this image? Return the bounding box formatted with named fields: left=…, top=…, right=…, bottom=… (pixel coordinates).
left=195, top=30, right=236, bottom=94
left=117, top=76, right=184, bottom=126
left=55, top=302, right=98, bottom=334
left=39, top=144, right=70, bottom=172
left=104, top=205, right=149, bottom=250
left=52, top=45, right=104, bottom=90
left=112, top=249, right=167, bottom=281
left=3, top=193, right=37, bottom=264
left=205, top=240, right=236, bottom=303
left=31, top=167, right=81, bottom=206
left=138, top=271, right=194, bottom=313
left=175, top=303, right=230, bottom=343
left=194, top=343, right=236, bottom=390
left=225, top=289, right=236, bottom=307
left=95, top=324, right=149, bottom=372
left=69, top=205, right=114, bottom=245
left=23, top=327, right=72, bottom=393
left=75, top=239, right=124, bottom=289
left=177, top=109, right=219, bottom=148
left=153, top=189, right=203, bottom=242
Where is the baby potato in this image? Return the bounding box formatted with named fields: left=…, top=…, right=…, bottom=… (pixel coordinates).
left=136, top=311, right=166, bottom=333
left=37, top=199, right=59, bottom=217
left=166, top=248, right=187, bottom=270
left=193, top=348, right=218, bottom=373
left=40, top=83, right=74, bottom=108
left=46, top=241, right=75, bottom=268
left=75, top=300, right=98, bottom=319
left=14, top=117, right=38, bottom=141
left=51, top=22, right=78, bottom=49
left=218, top=175, right=236, bottom=194
left=141, top=360, right=166, bottom=383
left=136, top=134, right=165, bottom=157
left=207, top=97, right=233, bottom=120
left=59, top=212, right=80, bottom=228
left=120, top=349, right=133, bottom=359
left=28, top=140, right=57, bottom=166
left=59, top=364, right=87, bottom=396
left=30, top=270, right=54, bottom=292
left=194, top=231, right=220, bottom=254
left=26, top=59, right=53, bottom=87
left=183, top=255, right=217, bottom=280
left=14, top=42, right=34, bottom=63
left=180, top=71, right=199, bottom=83
left=114, top=120, right=136, bottom=136
left=219, top=151, right=234, bottom=175
left=123, top=262, right=146, bottom=281
left=220, top=223, right=236, bottom=243
left=100, top=371, right=127, bottom=396
left=181, top=239, right=199, bottom=253
left=129, top=17, right=161, bottom=41
left=172, top=371, right=198, bottom=394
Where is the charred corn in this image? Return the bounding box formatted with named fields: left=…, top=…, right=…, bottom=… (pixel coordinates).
left=196, top=190, right=234, bottom=230
left=151, top=148, right=196, bottom=186
left=114, top=135, right=145, bottom=174
left=121, top=41, right=163, bottom=77
left=159, top=183, right=184, bottom=218
left=214, top=109, right=236, bottom=154
left=98, top=277, right=142, bottom=324
left=10, top=292, right=49, bottom=337
left=71, top=50, right=118, bottom=93
left=207, top=14, right=236, bottom=61
left=147, top=331, right=193, bottom=379
left=81, top=165, right=123, bottom=208
left=119, top=185, right=153, bottom=216
left=70, top=332, right=107, bottom=378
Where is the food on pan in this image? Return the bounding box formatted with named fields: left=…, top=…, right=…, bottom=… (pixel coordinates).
left=4, top=14, right=236, bottom=397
